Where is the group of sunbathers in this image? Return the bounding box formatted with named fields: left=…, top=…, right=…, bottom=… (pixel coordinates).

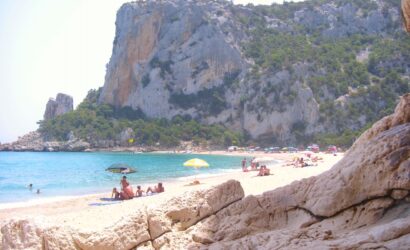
left=241, top=158, right=271, bottom=176
left=284, top=156, right=320, bottom=168
left=112, top=176, right=164, bottom=200
left=257, top=165, right=270, bottom=176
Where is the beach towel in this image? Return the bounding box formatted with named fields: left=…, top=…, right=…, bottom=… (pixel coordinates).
left=88, top=198, right=122, bottom=206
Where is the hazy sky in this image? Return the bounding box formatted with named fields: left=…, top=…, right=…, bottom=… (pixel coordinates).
left=0, top=0, right=302, bottom=143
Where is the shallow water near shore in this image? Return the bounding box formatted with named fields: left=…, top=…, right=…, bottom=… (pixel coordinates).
left=0, top=152, right=248, bottom=204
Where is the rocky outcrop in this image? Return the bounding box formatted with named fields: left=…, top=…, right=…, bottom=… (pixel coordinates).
left=74, top=211, right=151, bottom=250
left=4, top=94, right=408, bottom=249
left=0, top=132, right=45, bottom=151
left=0, top=131, right=90, bottom=152
left=44, top=93, right=73, bottom=120
left=1, top=218, right=78, bottom=250
left=162, top=179, right=245, bottom=231
left=1, top=180, right=244, bottom=250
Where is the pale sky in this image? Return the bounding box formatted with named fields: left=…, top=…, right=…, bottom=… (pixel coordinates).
left=0, top=0, right=302, bottom=143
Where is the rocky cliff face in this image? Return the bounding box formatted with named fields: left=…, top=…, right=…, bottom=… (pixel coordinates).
left=100, top=0, right=247, bottom=116
left=99, top=0, right=408, bottom=144
left=43, top=93, right=73, bottom=120
left=2, top=94, right=410, bottom=249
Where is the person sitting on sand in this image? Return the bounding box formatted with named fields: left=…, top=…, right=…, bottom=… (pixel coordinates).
left=146, top=182, right=164, bottom=194
left=112, top=187, right=121, bottom=199
left=119, top=176, right=134, bottom=199
left=264, top=166, right=270, bottom=175
left=257, top=165, right=271, bottom=176
left=121, top=176, right=129, bottom=189
left=112, top=186, right=134, bottom=200
left=135, top=185, right=145, bottom=197
left=290, top=157, right=300, bottom=167
left=299, top=157, right=307, bottom=168
left=257, top=166, right=264, bottom=176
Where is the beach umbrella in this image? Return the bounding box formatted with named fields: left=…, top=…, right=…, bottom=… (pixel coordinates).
left=252, top=157, right=274, bottom=163
left=183, top=158, right=209, bottom=184
left=106, top=163, right=137, bottom=174
left=183, top=158, right=209, bottom=168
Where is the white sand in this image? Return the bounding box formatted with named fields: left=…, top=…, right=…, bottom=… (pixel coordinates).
left=0, top=152, right=343, bottom=231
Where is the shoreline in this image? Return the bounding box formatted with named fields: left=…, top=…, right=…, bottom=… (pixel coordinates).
left=0, top=168, right=242, bottom=210
left=0, top=151, right=343, bottom=231
left=0, top=150, right=283, bottom=206
left=0, top=150, right=293, bottom=208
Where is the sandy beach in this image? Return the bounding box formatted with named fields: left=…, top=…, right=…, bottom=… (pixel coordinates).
left=0, top=151, right=343, bottom=232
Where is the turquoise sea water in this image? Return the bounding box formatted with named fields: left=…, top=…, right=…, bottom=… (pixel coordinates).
left=0, top=152, right=243, bottom=204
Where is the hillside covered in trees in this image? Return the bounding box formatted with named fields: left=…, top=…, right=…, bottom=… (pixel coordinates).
left=38, top=0, right=409, bottom=148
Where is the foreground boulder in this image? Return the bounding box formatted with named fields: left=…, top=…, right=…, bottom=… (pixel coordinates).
left=73, top=212, right=150, bottom=250
left=1, top=180, right=244, bottom=250
left=163, top=179, right=244, bottom=230
left=1, top=218, right=78, bottom=250
left=189, top=93, right=410, bottom=248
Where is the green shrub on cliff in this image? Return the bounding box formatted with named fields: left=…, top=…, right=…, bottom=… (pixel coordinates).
left=242, top=1, right=409, bottom=143
left=38, top=89, right=244, bottom=148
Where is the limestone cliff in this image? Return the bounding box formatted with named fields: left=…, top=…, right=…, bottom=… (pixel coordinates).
left=43, top=93, right=73, bottom=120
left=99, top=0, right=408, bottom=144
left=100, top=0, right=247, bottom=116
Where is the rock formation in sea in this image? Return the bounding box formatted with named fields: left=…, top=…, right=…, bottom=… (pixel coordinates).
left=0, top=131, right=90, bottom=152
left=43, top=93, right=74, bottom=120
left=2, top=93, right=410, bottom=249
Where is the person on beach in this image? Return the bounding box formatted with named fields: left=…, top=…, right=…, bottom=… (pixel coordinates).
left=135, top=185, right=145, bottom=197
left=299, top=157, right=307, bottom=168
left=146, top=182, right=164, bottom=194
left=112, top=187, right=120, bottom=199
left=257, top=165, right=270, bottom=176
left=121, top=176, right=129, bottom=189
left=242, top=158, right=248, bottom=172
left=111, top=187, right=134, bottom=200
left=114, top=176, right=134, bottom=200
left=28, top=183, right=33, bottom=190
left=36, top=189, right=40, bottom=194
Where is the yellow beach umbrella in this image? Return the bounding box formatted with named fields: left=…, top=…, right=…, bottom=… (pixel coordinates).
left=183, top=158, right=210, bottom=168
left=183, top=158, right=209, bottom=184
